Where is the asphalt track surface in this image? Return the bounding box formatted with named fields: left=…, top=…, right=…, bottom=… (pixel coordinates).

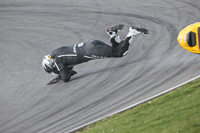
left=1, top=0, right=200, bottom=133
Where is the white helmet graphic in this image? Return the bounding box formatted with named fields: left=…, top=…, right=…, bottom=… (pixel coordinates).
left=42, top=55, right=54, bottom=73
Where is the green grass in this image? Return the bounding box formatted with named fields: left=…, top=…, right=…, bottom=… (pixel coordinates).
left=75, top=78, right=200, bottom=133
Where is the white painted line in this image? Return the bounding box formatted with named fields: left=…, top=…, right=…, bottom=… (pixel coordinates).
left=58, top=54, right=77, bottom=58
left=67, top=75, right=200, bottom=133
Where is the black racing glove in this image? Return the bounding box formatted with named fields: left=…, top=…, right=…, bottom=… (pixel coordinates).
left=47, top=75, right=61, bottom=85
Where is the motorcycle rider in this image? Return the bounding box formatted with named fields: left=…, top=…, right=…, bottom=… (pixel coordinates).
left=42, top=24, right=148, bottom=85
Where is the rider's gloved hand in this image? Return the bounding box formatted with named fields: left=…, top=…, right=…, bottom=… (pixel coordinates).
left=47, top=75, right=61, bottom=85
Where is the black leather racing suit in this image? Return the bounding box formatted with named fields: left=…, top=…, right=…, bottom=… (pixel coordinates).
left=51, top=38, right=130, bottom=82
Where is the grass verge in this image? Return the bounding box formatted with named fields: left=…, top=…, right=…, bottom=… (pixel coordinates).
left=75, top=78, right=200, bottom=133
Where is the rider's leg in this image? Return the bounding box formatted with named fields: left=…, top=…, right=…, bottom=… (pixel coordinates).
left=83, top=26, right=148, bottom=59
left=84, top=40, right=113, bottom=58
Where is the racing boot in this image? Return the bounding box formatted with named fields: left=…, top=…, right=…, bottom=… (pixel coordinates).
left=132, top=26, right=148, bottom=34
left=125, top=26, right=148, bottom=44
left=106, top=24, right=125, bottom=37
left=106, top=24, right=124, bottom=44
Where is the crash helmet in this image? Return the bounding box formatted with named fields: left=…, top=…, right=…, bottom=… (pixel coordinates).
left=42, top=55, right=54, bottom=73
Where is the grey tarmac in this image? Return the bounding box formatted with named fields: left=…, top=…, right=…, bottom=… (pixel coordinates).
left=0, top=0, right=200, bottom=133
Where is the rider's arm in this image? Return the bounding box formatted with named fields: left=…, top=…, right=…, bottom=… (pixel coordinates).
left=57, top=63, right=71, bottom=82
